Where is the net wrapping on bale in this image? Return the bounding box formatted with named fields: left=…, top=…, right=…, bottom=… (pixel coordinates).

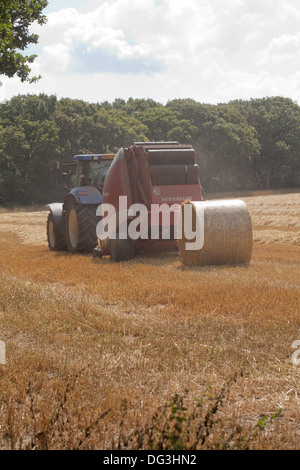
left=178, top=199, right=253, bottom=266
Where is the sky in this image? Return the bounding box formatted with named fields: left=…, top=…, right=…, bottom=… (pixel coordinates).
left=1, top=0, right=300, bottom=105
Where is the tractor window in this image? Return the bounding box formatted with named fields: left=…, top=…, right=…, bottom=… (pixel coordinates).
left=75, top=162, right=84, bottom=187
left=88, top=160, right=112, bottom=192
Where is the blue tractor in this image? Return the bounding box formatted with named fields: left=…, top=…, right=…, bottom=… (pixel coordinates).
left=46, top=153, right=115, bottom=254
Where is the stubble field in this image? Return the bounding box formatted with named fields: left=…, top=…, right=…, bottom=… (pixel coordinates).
left=0, top=192, right=299, bottom=450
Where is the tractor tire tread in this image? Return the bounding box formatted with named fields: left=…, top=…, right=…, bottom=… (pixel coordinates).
left=65, top=200, right=98, bottom=253
left=47, top=213, right=66, bottom=251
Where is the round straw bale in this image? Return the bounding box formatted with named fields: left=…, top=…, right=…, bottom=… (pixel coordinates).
left=178, top=199, right=253, bottom=266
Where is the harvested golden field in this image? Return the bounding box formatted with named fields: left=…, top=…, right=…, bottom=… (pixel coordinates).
left=0, top=192, right=299, bottom=450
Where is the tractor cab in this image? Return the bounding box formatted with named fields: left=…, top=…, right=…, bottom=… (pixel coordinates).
left=73, top=154, right=115, bottom=193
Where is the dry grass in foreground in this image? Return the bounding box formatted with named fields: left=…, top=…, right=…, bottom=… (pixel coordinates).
left=0, top=192, right=299, bottom=450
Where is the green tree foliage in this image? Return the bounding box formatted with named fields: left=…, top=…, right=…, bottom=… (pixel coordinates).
left=0, top=0, right=48, bottom=83
left=0, top=94, right=299, bottom=206
left=231, top=97, right=300, bottom=189
left=136, top=106, right=197, bottom=142
left=0, top=95, right=59, bottom=204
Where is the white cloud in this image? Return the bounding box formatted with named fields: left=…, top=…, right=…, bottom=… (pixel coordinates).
left=2, top=0, right=300, bottom=104
left=66, top=25, right=148, bottom=60
left=43, top=43, right=72, bottom=73
left=257, top=32, right=300, bottom=75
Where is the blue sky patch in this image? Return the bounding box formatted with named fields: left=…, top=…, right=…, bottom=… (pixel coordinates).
left=69, top=45, right=165, bottom=75
left=45, top=0, right=93, bottom=14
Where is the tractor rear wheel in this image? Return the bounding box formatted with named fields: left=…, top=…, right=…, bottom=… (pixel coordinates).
left=110, top=236, right=134, bottom=262
left=47, top=213, right=66, bottom=251
left=65, top=199, right=98, bottom=253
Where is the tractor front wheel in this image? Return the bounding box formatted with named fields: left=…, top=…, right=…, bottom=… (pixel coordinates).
left=65, top=199, right=98, bottom=254
left=47, top=213, right=66, bottom=251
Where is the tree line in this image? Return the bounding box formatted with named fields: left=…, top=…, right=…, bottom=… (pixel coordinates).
left=0, top=94, right=299, bottom=206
